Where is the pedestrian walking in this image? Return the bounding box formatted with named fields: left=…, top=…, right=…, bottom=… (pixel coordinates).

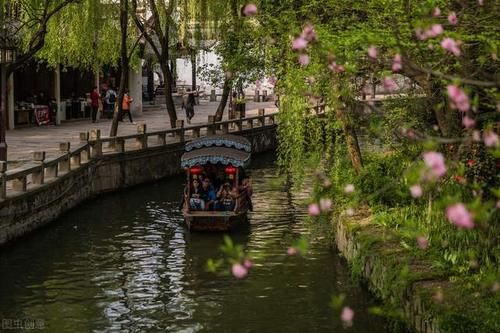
left=182, top=88, right=196, bottom=124
left=120, top=89, right=136, bottom=124
left=90, top=86, right=100, bottom=123
left=104, top=87, right=117, bottom=119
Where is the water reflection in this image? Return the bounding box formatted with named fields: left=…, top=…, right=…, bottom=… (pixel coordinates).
left=0, top=153, right=386, bottom=332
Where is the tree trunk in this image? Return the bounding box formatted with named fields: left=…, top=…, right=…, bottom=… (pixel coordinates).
left=336, top=106, right=363, bottom=174
left=147, top=61, right=154, bottom=102
left=110, top=0, right=129, bottom=138
left=0, top=66, right=7, bottom=161
left=162, top=63, right=177, bottom=128
left=215, top=79, right=231, bottom=122
left=191, top=50, right=197, bottom=92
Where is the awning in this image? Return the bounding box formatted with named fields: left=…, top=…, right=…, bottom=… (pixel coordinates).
left=181, top=147, right=251, bottom=168
left=185, top=135, right=251, bottom=153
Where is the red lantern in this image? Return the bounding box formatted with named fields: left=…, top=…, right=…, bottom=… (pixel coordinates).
left=224, top=165, right=237, bottom=175
left=190, top=166, right=203, bottom=175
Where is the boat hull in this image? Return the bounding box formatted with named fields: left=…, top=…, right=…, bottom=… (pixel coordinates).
left=183, top=211, right=248, bottom=232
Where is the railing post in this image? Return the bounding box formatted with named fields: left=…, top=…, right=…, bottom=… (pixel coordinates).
left=32, top=151, right=46, bottom=185
left=258, top=108, right=266, bottom=126
left=210, top=89, right=217, bottom=102
left=235, top=112, right=243, bottom=131
left=136, top=124, right=148, bottom=149
left=247, top=118, right=254, bottom=129
left=90, top=129, right=102, bottom=158
left=157, top=132, right=166, bottom=145
left=263, top=90, right=268, bottom=101
left=222, top=122, right=229, bottom=134
left=207, top=116, right=216, bottom=135
left=269, top=114, right=276, bottom=124
left=193, top=127, right=201, bottom=138
left=59, top=142, right=71, bottom=172
left=114, top=138, right=125, bottom=153
left=0, top=161, right=6, bottom=199
left=254, top=90, right=260, bottom=102
left=176, top=120, right=185, bottom=143
left=80, top=132, right=90, bottom=162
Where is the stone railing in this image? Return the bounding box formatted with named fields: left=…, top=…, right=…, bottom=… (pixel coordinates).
left=0, top=109, right=277, bottom=201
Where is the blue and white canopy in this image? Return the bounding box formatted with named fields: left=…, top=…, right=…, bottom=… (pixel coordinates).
left=185, top=135, right=251, bottom=153
left=181, top=147, right=251, bottom=168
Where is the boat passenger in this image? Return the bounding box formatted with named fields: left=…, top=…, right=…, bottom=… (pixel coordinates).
left=190, top=179, right=206, bottom=211
left=215, top=183, right=236, bottom=211
left=201, top=178, right=217, bottom=210
left=237, top=177, right=253, bottom=212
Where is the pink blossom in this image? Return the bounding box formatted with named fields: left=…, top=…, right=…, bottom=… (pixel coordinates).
left=287, top=247, right=298, bottom=256
left=344, top=184, right=355, bottom=194
left=268, top=76, right=277, bottom=86
left=441, top=38, right=461, bottom=56
left=448, top=12, right=458, bottom=25
left=417, top=236, right=429, bottom=249
left=301, top=24, right=317, bottom=42
left=383, top=77, right=398, bottom=91
left=462, top=116, right=475, bottom=129
left=292, top=37, right=308, bottom=50
left=255, top=80, right=261, bottom=90
left=298, top=54, right=310, bottom=66
left=433, top=7, right=441, bottom=17
left=392, top=54, right=402, bottom=72
left=484, top=130, right=499, bottom=147
left=478, top=0, right=484, bottom=5
left=472, top=130, right=481, bottom=142
left=242, top=3, right=258, bottom=16
left=308, top=203, right=321, bottom=216
left=341, top=307, right=354, bottom=327
left=320, top=198, right=332, bottom=212
left=415, top=28, right=427, bottom=40
left=232, top=263, right=248, bottom=279
left=368, top=46, right=378, bottom=59
left=429, top=24, right=444, bottom=37
left=447, top=85, right=469, bottom=112
left=423, top=151, right=447, bottom=178
left=410, top=185, right=423, bottom=198
left=328, top=61, right=345, bottom=73
left=243, top=259, right=254, bottom=269
left=335, top=64, right=345, bottom=73
left=446, top=203, right=474, bottom=229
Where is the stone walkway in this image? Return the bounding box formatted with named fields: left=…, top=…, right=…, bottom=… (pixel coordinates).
left=6, top=99, right=277, bottom=168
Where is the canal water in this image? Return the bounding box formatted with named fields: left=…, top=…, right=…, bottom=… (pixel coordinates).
left=0, top=154, right=386, bottom=332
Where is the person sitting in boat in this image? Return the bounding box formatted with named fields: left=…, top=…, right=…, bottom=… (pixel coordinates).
left=236, top=177, right=253, bottom=212
left=201, top=178, right=217, bottom=210
left=215, top=183, right=236, bottom=211
left=190, top=179, right=206, bottom=211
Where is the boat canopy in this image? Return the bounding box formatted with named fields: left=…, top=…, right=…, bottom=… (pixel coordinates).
left=185, top=135, right=251, bottom=153
left=181, top=147, right=251, bottom=168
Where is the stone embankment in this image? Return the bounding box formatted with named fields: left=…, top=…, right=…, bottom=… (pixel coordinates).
left=335, top=208, right=496, bottom=333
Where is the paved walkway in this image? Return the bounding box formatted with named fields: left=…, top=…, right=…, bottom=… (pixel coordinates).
left=6, top=99, right=277, bottom=168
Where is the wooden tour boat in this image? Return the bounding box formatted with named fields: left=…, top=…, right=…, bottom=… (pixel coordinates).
left=181, top=135, right=253, bottom=231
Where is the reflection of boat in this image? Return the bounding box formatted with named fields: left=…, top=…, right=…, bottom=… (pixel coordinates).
left=181, top=135, right=253, bottom=232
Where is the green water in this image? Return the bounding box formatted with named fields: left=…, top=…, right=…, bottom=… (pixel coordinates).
left=0, top=154, right=386, bottom=332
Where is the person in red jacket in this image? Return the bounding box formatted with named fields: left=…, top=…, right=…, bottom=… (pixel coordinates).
left=90, top=86, right=100, bottom=123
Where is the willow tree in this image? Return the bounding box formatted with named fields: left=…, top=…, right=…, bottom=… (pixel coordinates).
left=0, top=0, right=80, bottom=161
left=253, top=0, right=499, bottom=175
left=35, top=0, right=143, bottom=137
left=130, top=0, right=179, bottom=128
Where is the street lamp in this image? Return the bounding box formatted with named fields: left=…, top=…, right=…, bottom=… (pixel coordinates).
left=0, top=41, right=16, bottom=161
